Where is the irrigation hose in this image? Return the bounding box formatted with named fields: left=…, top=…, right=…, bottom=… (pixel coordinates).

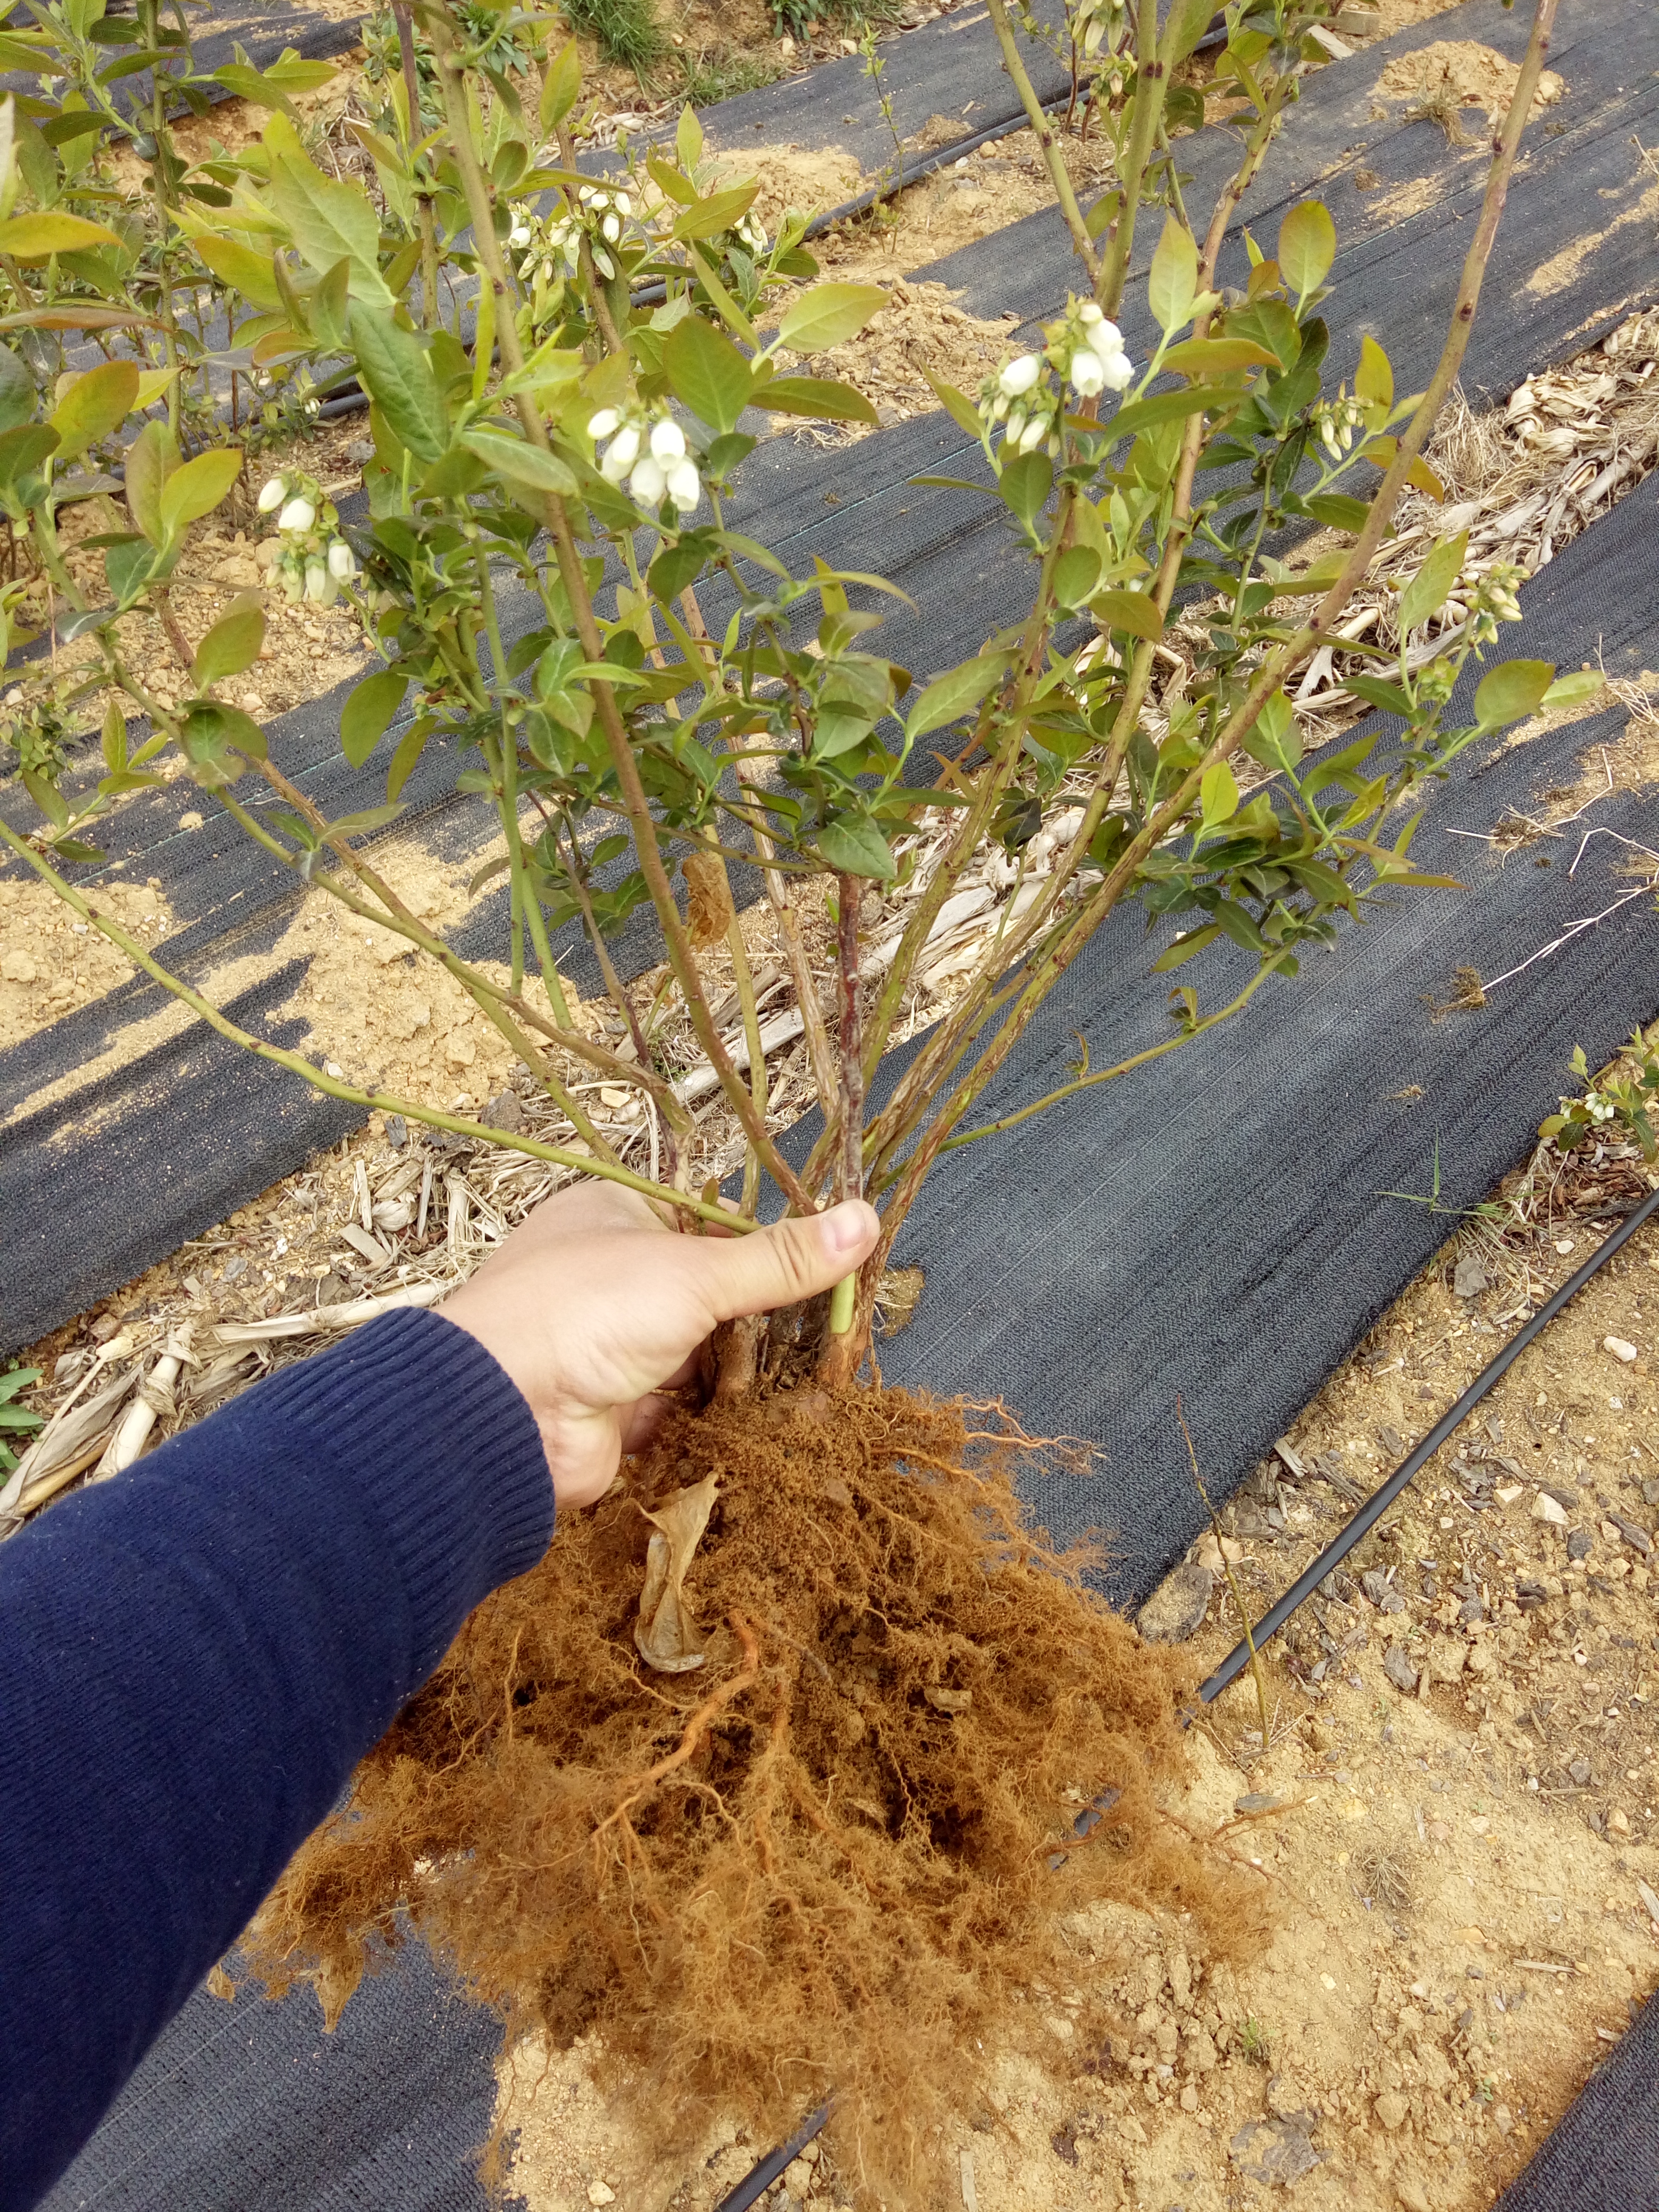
left=715, top=2101, right=833, bottom=2212
left=1198, top=1179, right=1659, bottom=1706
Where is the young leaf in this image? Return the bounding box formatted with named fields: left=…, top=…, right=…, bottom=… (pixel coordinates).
left=757, top=375, right=876, bottom=425
left=816, top=814, right=895, bottom=880
left=676, top=102, right=703, bottom=173
left=778, top=283, right=887, bottom=355
left=1355, top=333, right=1393, bottom=413
left=192, top=594, right=265, bottom=688
left=1303, top=491, right=1371, bottom=533
left=1397, top=530, right=1467, bottom=633
left=193, top=236, right=282, bottom=312
left=1161, top=336, right=1277, bottom=377
left=0, top=343, right=32, bottom=434
left=540, top=38, right=581, bottom=132
left=1199, top=761, right=1239, bottom=831
left=349, top=307, right=448, bottom=462
left=459, top=428, right=577, bottom=495
left=159, top=448, right=242, bottom=538
left=48, top=357, right=138, bottom=462
left=918, top=365, right=985, bottom=442
left=1052, top=544, right=1102, bottom=610
left=997, top=450, right=1052, bottom=526
left=0, top=210, right=122, bottom=257
left=1241, top=689, right=1301, bottom=774
left=1088, top=588, right=1163, bottom=642
left=341, top=668, right=411, bottom=767
left=671, top=182, right=760, bottom=242
left=1147, top=215, right=1198, bottom=334
left=1541, top=668, right=1603, bottom=709
left=906, top=651, right=1008, bottom=740
left=665, top=314, right=752, bottom=432
left=264, top=118, right=392, bottom=304
left=1473, top=659, right=1555, bottom=732
left=1278, top=199, right=1336, bottom=302
left=124, top=418, right=178, bottom=547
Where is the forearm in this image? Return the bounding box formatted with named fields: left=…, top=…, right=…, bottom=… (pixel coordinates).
left=0, top=1309, right=551, bottom=2211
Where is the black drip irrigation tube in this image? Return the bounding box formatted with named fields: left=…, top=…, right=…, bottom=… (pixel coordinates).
left=715, top=2102, right=833, bottom=2212
left=1198, top=1180, right=1659, bottom=1706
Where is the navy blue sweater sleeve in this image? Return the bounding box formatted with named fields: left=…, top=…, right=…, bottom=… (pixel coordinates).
left=0, top=1307, right=552, bottom=2212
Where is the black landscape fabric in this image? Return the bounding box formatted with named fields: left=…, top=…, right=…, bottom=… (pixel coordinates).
left=1495, top=1986, right=1659, bottom=2212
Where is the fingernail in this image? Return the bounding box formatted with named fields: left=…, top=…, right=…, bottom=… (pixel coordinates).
left=822, top=1200, right=875, bottom=1255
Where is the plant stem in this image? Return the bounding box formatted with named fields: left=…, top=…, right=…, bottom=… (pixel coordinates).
left=0, top=812, right=749, bottom=1233
left=985, top=0, right=1100, bottom=284
left=1094, top=0, right=1166, bottom=317
left=393, top=0, right=440, bottom=327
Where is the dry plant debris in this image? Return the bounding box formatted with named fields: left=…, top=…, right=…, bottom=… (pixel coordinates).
left=1376, top=39, right=1564, bottom=128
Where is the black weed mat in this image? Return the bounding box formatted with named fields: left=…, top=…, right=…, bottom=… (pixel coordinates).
left=0, top=1, right=365, bottom=114
left=1496, top=1987, right=1659, bottom=2212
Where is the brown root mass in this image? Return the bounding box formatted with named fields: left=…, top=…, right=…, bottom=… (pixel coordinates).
left=248, top=1387, right=1265, bottom=2201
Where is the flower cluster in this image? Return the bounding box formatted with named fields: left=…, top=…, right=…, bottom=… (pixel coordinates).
left=257, top=471, right=356, bottom=607
left=588, top=408, right=702, bottom=515
left=979, top=299, right=1133, bottom=460
left=732, top=208, right=768, bottom=257
left=1464, top=559, right=1525, bottom=644
left=511, top=182, right=632, bottom=286
left=1313, top=394, right=1367, bottom=460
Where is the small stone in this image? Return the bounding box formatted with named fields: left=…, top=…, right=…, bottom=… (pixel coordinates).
left=1453, top=1252, right=1489, bottom=1298
left=1532, top=1492, right=1569, bottom=1526
left=1228, top=2117, right=1320, bottom=2188
left=179, top=809, right=205, bottom=832
left=1609, top=1809, right=1631, bottom=1836
left=1137, top=1559, right=1213, bottom=1643
left=211, top=552, right=262, bottom=586
left=1375, top=2091, right=1409, bottom=2132
left=1397, top=2182, right=1431, bottom=2212
left=1605, top=1336, right=1639, bottom=1364
left=346, top=438, right=376, bottom=464
left=924, top=1685, right=972, bottom=1713
left=1179, top=2083, right=1200, bottom=2113
left=1569, top=1757, right=1592, bottom=1786
left=1384, top=1645, right=1419, bottom=1694
left=0, top=949, right=37, bottom=982
left=1361, top=1569, right=1392, bottom=1606
left=386, top=1113, right=407, bottom=1150
left=1235, top=1791, right=1284, bottom=1816
left=587, top=2186, right=615, bottom=2208
left=485, top=1088, right=524, bottom=1131
left=445, top=1034, right=477, bottom=1069
left=1568, top=1529, right=1594, bottom=1561
left=1612, top=1513, right=1653, bottom=1555
left=1497, top=1482, right=1524, bottom=1504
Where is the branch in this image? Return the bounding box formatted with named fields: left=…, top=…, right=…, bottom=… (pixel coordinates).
left=985, top=0, right=1101, bottom=284
left=1094, top=0, right=1166, bottom=318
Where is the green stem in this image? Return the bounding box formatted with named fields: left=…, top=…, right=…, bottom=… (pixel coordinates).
left=1095, top=0, right=1166, bottom=318
left=984, top=0, right=1101, bottom=283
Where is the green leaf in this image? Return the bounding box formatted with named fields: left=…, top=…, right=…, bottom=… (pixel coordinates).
left=541, top=37, right=581, bottom=131
left=1151, top=921, right=1220, bottom=971
left=191, top=233, right=284, bottom=309
left=1303, top=491, right=1371, bottom=533
left=813, top=710, right=876, bottom=759
left=0, top=421, right=58, bottom=492
left=0, top=210, right=122, bottom=257
left=676, top=102, right=703, bottom=172
left=179, top=701, right=267, bottom=783
left=0, top=345, right=32, bottom=434
left=1473, top=659, right=1556, bottom=733
left=349, top=307, right=448, bottom=462
left=1161, top=0, right=1219, bottom=64
left=265, top=115, right=392, bottom=304
left=1397, top=530, right=1467, bottom=633
left=192, top=594, right=265, bottom=689
left=757, top=374, right=877, bottom=425
left=918, top=365, right=984, bottom=441
left=385, top=717, right=431, bottom=802
left=778, top=282, right=887, bottom=355
left=212, top=57, right=335, bottom=112
left=159, top=447, right=241, bottom=538
left=906, top=651, right=1007, bottom=741
left=816, top=814, right=895, bottom=880
left=998, top=450, right=1052, bottom=526
left=1355, top=333, right=1393, bottom=413
left=1542, top=669, right=1603, bottom=710
left=1199, top=761, right=1239, bottom=831
left=1148, top=215, right=1198, bottom=333
left=1278, top=199, right=1336, bottom=303
left=459, top=427, right=577, bottom=495
left=1052, top=544, right=1102, bottom=610
left=1088, top=588, right=1162, bottom=642
left=1240, top=689, right=1301, bottom=774
left=1103, top=388, right=1220, bottom=442
left=124, top=418, right=177, bottom=547
left=1162, top=336, right=1278, bottom=377
left=664, top=314, right=752, bottom=433
left=341, top=668, right=410, bottom=767
left=671, top=181, right=760, bottom=241
left=49, top=357, right=139, bottom=464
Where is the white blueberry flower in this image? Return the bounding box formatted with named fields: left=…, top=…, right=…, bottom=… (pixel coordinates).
left=1003, top=406, right=1026, bottom=446
left=600, top=423, right=641, bottom=483
left=279, top=496, right=316, bottom=534
left=587, top=407, right=622, bottom=440
left=630, top=454, right=667, bottom=506
left=1099, top=350, right=1133, bottom=392
left=665, top=457, right=701, bottom=512
left=649, top=417, right=686, bottom=463
left=507, top=208, right=532, bottom=248
left=327, top=539, right=355, bottom=582
left=999, top=354, right=1041, bottom=398
left=1069, top=348, right=1107, bottom=398
left=592, top=247, right=615, bottom=280
left=1016, top=413, right=1048, bottom=454
left=304, top=558, right=332, bottom=603
left=601, top=212, right=621, bottom=244
left=258, top=477, right=285, bottom=513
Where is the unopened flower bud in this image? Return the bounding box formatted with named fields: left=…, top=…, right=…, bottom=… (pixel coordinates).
left=304, top=559, right=329, bottom=602
left=327, top=539, right=355, bottom=582
left=587, top=408, right=622, bottom=440
left=1016, top=413, right=1048, bottom=454
left=999, top=354, right=1041, bottom=398
left=279, top=497, right=316, bottom=534
left=601, top=424, right=641, bottom=482
left=649, top=417, right=686, bottom=463
left=258, top=477, right=285, bottom=513
left=602, top=212, right=621, bottom=244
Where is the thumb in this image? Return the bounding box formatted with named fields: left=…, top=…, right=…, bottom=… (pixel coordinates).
left=689, top=1200, right=881, bottom=1325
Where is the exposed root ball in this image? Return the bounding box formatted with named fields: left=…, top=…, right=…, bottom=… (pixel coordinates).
left=249, top=1388, right=1263, bottom=2200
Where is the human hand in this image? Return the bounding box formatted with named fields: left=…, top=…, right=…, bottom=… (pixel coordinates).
left=439, top=1180, right=881, bottom=1512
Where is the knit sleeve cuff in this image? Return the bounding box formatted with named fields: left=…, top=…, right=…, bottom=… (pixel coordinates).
left=246, top=1305, right=553, bottom=1678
